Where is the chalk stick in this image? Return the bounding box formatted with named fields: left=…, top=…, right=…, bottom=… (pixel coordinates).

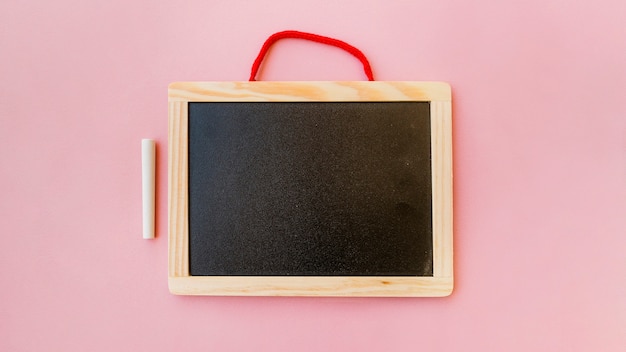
left=142, top=139, right=156, bottom=239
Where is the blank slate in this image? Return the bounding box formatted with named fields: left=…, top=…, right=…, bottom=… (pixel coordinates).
left=168, top=82, right=453, bottom=296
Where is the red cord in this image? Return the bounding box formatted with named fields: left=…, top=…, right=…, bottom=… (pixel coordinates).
left=249, top=30, right=375, bottom=81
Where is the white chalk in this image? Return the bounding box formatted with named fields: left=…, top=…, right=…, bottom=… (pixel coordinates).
left=142, top=139, right=156, bottom=239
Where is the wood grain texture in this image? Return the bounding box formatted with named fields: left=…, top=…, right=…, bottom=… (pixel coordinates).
left=168, top=81, right=451, bottom=102
left=168, top=81, right=452, bottom=296
left=431, top=101, right=454, bottom=279
left=168, top=101, right=189, bottom=277
left=169, top=276, right=453, bottom=297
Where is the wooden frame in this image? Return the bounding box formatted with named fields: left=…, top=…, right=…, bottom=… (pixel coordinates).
left=168, top=81, right=453, bottom=296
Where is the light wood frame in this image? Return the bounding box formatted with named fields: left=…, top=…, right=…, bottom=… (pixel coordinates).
left=168, top=81, right=453, bottom=296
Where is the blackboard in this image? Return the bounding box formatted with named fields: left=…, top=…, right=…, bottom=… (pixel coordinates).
left=168, top=82, right=453, bottom=296
left=188, top=102, right=432, bottom=276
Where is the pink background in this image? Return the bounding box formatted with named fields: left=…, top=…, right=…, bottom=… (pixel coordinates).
left=1, top=0, right=625, bottom=350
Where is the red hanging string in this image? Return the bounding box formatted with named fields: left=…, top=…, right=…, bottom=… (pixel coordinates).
left=249, top=30, right=375, bottom=81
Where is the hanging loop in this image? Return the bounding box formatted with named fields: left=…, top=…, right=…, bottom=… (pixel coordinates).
left=249, top=30, right=375, bottom=81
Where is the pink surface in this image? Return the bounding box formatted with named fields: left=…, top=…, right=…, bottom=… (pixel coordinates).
left=1, top=0, right=625, bottom=350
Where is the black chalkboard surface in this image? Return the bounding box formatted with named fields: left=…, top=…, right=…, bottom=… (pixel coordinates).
left=168, top=81, right=453, bottom=296
left=188, top=102, right=432, bottom=276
